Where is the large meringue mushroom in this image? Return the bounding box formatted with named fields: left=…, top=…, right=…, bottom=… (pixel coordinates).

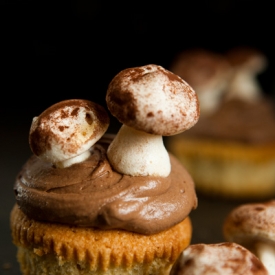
left=170, top=242, right=268, bottom=275
left=223, top=200, right=275, bottom=275
left=106, top=64, right=200, bottom=177
left=29, top=99, right=110, bottom=168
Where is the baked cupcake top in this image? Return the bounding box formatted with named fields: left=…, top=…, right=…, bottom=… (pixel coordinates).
left=14, top=65, right=199, bottom=235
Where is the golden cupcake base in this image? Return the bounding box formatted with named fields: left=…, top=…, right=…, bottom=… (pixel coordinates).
left=166, top=136, right=275, bottom=200
left=10, top=205, right=192, bottom=275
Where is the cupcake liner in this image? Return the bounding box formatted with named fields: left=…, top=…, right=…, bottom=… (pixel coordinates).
left=11, top=205, right=192, bottom=274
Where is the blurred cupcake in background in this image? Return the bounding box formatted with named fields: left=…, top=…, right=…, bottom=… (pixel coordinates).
left=166, top=46, right=275, bottom=200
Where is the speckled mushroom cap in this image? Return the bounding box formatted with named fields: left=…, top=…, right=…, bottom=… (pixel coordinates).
left=29, top=99, right=110, bottom=165
left=170, top=242, right=268, bottom=275
left=223, top=200, right=275, bottom=246
left=106, top=64, right=200, bottom=136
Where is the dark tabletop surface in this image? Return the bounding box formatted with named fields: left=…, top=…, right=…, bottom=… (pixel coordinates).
left=2, top=0, right=275, bottom=274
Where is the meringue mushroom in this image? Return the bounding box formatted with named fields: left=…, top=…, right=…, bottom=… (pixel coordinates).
left=106, top=64, right=200, bottom=177
left=170, top=242, right=268, bottom=275
left=170, top=48, right=232, bottom=116
left=29, top=99, right=110, bottom=168
left=223, top=200, right=275, bottom=275
left=224, top=46, right=267, bottom=102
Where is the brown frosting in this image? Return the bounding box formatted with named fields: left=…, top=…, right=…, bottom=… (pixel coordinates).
left=14, top=135, right=197, bottom=235
left=182, top=98, right=275, bottom=144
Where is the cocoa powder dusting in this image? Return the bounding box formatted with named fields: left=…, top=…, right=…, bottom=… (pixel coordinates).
left=173, top=243, right=268, bottom=274
left=29, top=99, right=110, bottom=158
left=61, top=109, right=68, bottom=119
left=29, top=123, right=53, bottom=156
left=106, top=64, right=199, bottom=135
left=71, top=107, right=80, bottom=117
left=251, top=255, right=266, bottom=273
left=163, top=69, right=183, bottom=84
left=254, top=206, right=265, bottom=212
left=107, top=86, right=137, bottom=123
left=127, top=67, right=147, bottom=82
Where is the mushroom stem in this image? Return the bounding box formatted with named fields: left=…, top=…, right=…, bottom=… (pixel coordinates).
left=225, top=72, right=262, bottom=102
left=107, top=125, right=171, bottom=177
left=55, top=150, right=91, bottom=168
left=255, top=242, right=275, bottom=275
left=198, top=86, right=226, bottom=116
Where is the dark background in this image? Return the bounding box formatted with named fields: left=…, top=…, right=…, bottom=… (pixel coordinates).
left=2, top=0, right=275, bottom=117
left=1, top=1, right=275, bottom=274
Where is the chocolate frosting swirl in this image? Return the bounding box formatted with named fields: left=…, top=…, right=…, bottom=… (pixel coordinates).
left=14, top=136, right=197, bottom=235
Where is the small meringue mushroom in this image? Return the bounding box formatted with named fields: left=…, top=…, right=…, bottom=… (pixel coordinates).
left=224, top=46, right=268, bottom=102
left=170, top=48, right=232, bottom=116
left=29, top=99, right=110, bottom=168
left=106, top=64, right=200, bottom=177
left=170, top=242, right=268, bottom=275
left=223, top=200, right=275, bottom=275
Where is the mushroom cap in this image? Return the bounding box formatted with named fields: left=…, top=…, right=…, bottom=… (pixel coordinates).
left=226, top=46, right=268, bottom=74
left=223, top=200, right=275, bottom=246
left=106, top=64, right=200, bottom=136
left=171, top=242, right=268, bottom=275
left=29, top=99, right=110, bottom=164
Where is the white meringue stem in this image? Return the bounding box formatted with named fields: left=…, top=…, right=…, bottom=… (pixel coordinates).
left=255, top=242, right=275, bottom=275
left=226, top=72, right=262, bottom=102
left=55, top=150, right=91, bottom=168
left=107, top=125, right=171, bottom=177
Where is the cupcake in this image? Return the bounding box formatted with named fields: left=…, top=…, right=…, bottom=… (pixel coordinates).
left=223, top=200, right=275, bottom=275
left=166, top=47, right=275, bottom=200
left=170, top=242, right=268, bottom=275
left=10, top=65, right=199, bottom=275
